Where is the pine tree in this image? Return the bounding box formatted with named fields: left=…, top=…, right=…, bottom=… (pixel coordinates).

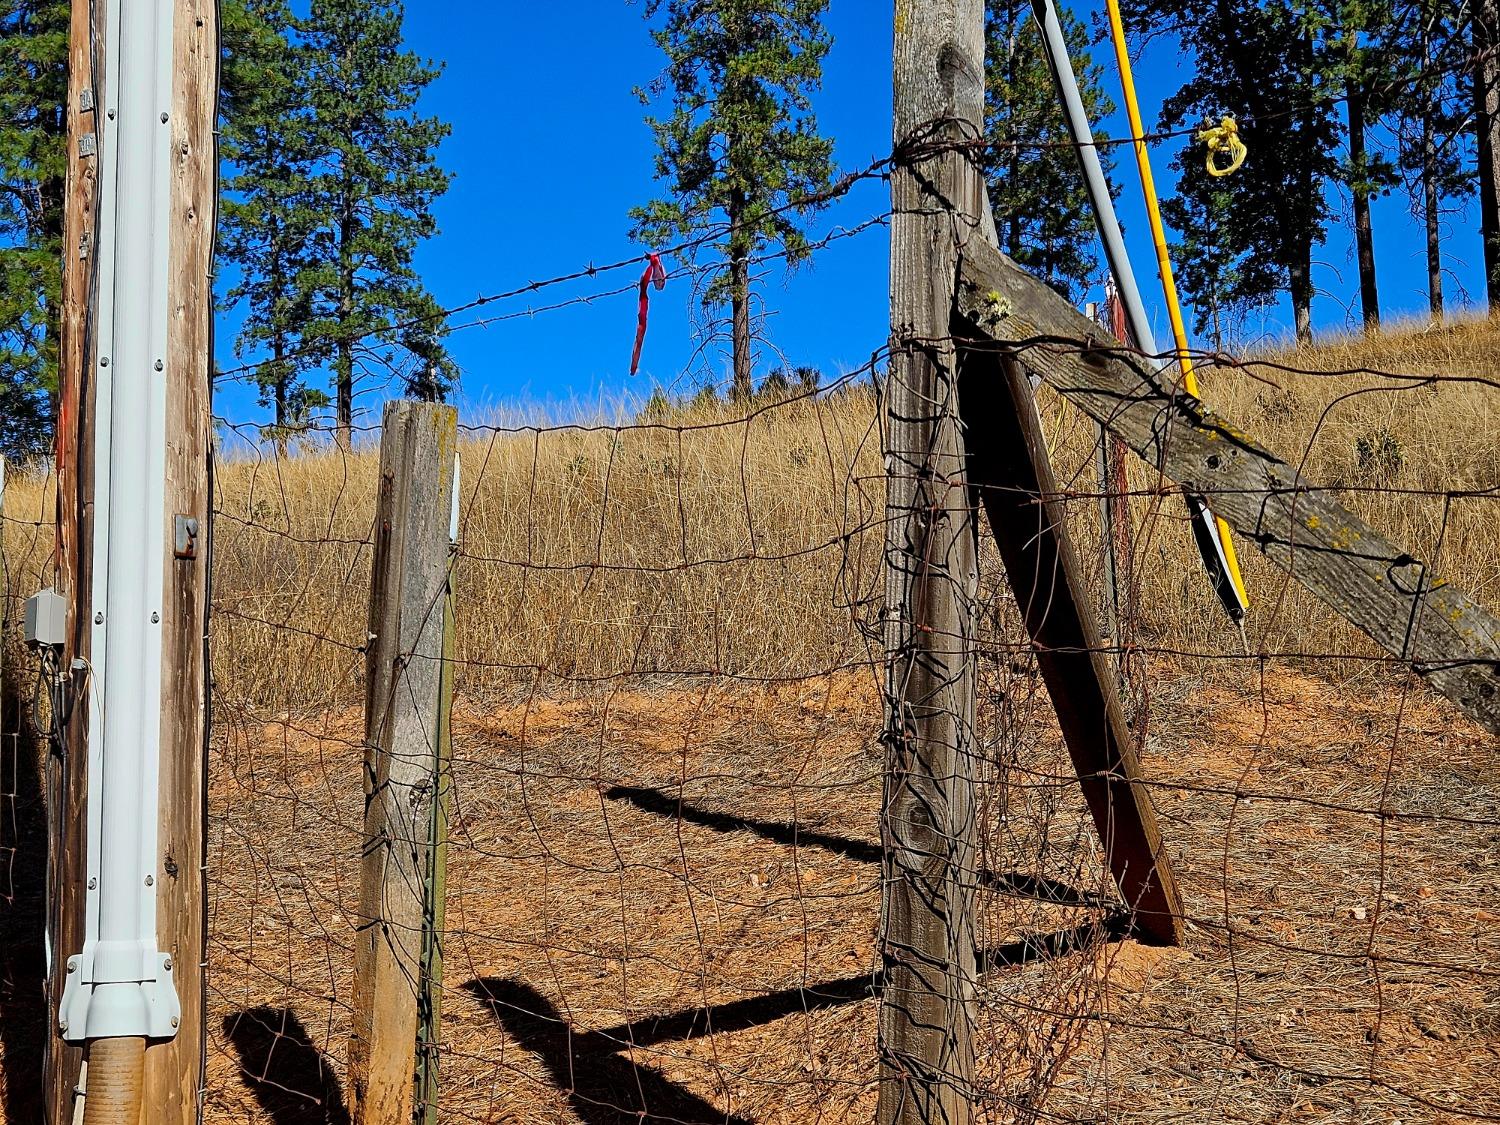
left=981, top=0, right=1115, bottom=302
left=1388, top=0, right=1470, bottom=318
left=219, top=0, right=326, bottom=450
left=1148, top=0, right=1343, bottom=341
left=1332, top=0, right=1400, bottom=330
left=1469, top=0, right=1500, bottom=308
left=632, top=0, right=834, bottom=401
left=0, top=0, right=67, bottom=461
left=296, top=0, right=452, bottom=444
left=1311, top=0, right=1417, bottom=332
left=1162, top=176, right=1258, bottom=349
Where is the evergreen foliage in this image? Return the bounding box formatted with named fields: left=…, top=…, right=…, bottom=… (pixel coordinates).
left=0, top=0, right=66, bottom=461
left=1142, top=0, right=1344, bottom=341
left=632, top=0, right=834, bottom=400
left=218, top=0, right=454, bottom=445
left=981, top=0, right=1115, bottom=302
left=219, top=0, right=326, bottom=446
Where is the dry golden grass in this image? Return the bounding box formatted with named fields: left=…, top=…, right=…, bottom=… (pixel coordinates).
left=3, top=312, right=1497, bottom=713
left=1, top=317, right=1496, bottom=1123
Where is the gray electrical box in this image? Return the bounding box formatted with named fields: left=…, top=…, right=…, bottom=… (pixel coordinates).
left=24, top=588, right=66, bottom=649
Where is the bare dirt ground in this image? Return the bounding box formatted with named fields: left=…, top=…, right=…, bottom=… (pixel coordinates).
left=196, top=663, right=1498, bottom=1125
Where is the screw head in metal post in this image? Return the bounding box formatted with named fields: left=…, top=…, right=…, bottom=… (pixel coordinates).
left=163, top=956, right=172, bottom=971
left=154, top=359, right=164, bottom=371
left=170, top=1016, right=179, bottom=1028
left=144, top=874, right=154, bottom=886
left=94, top=612, right=104, bottom=625
left=87, top=876, right=97, bottom=889
left=99, top=356, right=109, bottom=367
left=150, top=611, right=160, bottom=624
left=160, top=112, right=169, bottom=123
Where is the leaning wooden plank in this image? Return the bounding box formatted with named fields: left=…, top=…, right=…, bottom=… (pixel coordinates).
left=957, top=238, right=1500, bottom=735
left=959, top=342, right=1183, bottom=944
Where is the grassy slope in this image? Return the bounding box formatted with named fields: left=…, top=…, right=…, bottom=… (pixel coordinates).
left=2, top=313, right=1497, bottom=712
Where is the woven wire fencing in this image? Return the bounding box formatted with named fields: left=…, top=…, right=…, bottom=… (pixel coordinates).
left=196, top=322, right=1499, bottom=1125
left=0, top=319, right=1493, bottom=1123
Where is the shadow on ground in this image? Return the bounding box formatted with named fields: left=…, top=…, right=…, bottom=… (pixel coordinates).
left=222, top=1006, right=350, bottom=1125
left=463, top=916, right=1125, bottom=1124
left=604, top=783, right=1106, bottom=907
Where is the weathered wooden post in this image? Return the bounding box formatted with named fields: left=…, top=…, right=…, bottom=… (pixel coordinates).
left=46, top=0, right=217, bottom=1121
left=349, top=400, right=458, bottom=1125
left=879, top=1, right=989, bottom=1122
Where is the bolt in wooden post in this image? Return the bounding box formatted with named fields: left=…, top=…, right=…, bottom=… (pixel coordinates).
left=350, top=400, right=458, bottom=1125
left=879, top=2, right=988, bottom=1123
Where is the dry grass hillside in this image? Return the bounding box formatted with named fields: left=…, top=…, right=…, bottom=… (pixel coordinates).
left=3, top=314, right=1496, bottom=713
left=0, top=314, right=1496, bottom=1124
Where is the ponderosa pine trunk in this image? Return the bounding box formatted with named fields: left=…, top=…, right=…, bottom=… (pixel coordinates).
left=1422, top=106, right=1444, bottom=319
left=1290, top=26, right=1316, bottom=342
left=1347, top=67, right=1380, bottom=329
left=336, top=199, right=354, bottom=447
left=1475, top=0, right=1500, bottom=308
left=728, top=197, right=753, bottom=400
left=1289, top=250, right=1314, bottom=342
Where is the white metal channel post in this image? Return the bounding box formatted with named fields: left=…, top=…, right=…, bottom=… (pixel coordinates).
left=58, top=0, right=181, bottom=1043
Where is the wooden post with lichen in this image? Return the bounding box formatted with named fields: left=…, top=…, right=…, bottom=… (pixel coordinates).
left=350, top=400, right=458, bottom=1125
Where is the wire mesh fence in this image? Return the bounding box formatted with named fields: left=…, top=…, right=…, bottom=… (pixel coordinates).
left=167, top=324, right=1500, bottom=1123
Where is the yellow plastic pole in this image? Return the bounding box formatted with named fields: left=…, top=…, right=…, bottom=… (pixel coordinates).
left=1103, top=0, right=1250, bottom=613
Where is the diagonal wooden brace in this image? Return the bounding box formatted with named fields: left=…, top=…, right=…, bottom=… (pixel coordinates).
left=957, top=315, right=1184, bottom=946
left=957, top=238, right=1500, bottom=736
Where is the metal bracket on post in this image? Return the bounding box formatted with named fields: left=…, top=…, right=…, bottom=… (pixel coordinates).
left=58, top=951, right=180, bottom=1042
left=173, top=514, right=199, bottom=560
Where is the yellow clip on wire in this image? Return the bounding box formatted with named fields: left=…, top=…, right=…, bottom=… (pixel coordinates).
left=1197, top=116, right=1247, bottom=177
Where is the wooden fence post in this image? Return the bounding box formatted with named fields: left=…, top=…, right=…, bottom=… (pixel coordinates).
left=349, top=400, right=458, bottom=1125
left=879, top=1, right=988, bottom=1122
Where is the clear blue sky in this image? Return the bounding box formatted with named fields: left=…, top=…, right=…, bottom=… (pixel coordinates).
left=213, top=1, right=1488, bottom=431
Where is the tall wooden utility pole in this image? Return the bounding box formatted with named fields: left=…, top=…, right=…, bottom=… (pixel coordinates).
left=50, top=1, right=217, bottom=1122
left=880, top=1, right=988, bottom=1122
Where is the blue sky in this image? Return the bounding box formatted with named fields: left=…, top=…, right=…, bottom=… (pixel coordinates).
left=213, top=1, right=1488, bottom=431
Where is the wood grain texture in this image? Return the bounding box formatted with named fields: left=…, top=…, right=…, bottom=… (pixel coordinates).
left=143, top=0, right=219, bottom=1119
left=958, top=238, right=1500, bottom=735
left=879, top=2, right=988, bottom=1122
left=349, top=401, right=458, bottom=1125
left=959, top=343, right=1183, bottom=944
left=47, top=0, right=102, bottom=1117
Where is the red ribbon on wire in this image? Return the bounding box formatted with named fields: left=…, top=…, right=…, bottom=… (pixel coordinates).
left=629, top=252, right=666, bottom=376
